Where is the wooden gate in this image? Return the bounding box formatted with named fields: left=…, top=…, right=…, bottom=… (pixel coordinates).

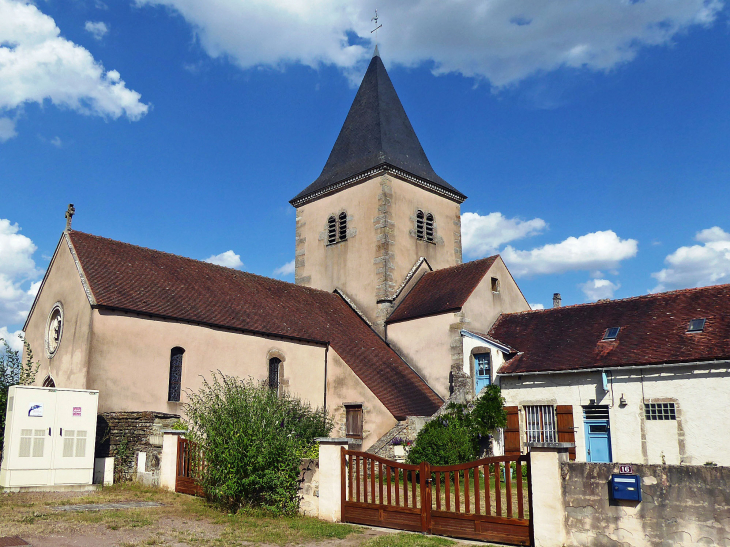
left=341, top=449, right=532, bottom=545
left=175, top=436, right=204, bottom=496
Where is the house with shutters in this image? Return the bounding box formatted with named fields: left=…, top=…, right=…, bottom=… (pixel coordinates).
left=20, top=47, right=730, bottom=470
left=483, top=285, right=730, bottom=466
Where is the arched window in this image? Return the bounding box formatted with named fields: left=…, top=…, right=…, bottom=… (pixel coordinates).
left=268, top=357, right=282, bottom=395
left=338, top=212, right=347, bottom=241
left=42, top=375, right=55, bottom=388
left=416, top=210, right=425, bottom=240
left=327, top=216, right=337, bottom=245
left=425, top=213, right=434, bottom=242
left=168, top=347, right=184, bottom=402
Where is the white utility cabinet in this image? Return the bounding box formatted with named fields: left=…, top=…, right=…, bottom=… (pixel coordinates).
left=1, top=385, right=99, bottom=490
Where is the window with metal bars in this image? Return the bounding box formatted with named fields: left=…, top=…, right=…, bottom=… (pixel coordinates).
left=525, top=405, right=557, bottom=443
left=327, top=216, right=337, bottom=244
left=645, top=402, right=676, bottom=420
left=425, top=213, right=434, bottom=242
left=269, top=357, right=282, bottom=395
left=168, top=347, right=184, bottom=402
left=338, top=212, right=347, bottom=241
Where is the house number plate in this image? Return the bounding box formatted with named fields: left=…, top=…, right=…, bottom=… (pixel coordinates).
left=619, top=464, right=633, bottom=474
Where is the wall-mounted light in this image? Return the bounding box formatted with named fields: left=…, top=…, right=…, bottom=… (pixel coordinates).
left=619, top=394, right=627, bottom=407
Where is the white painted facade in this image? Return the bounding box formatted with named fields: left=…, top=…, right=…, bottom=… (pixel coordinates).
left=495, top=361, right=730, bottom=466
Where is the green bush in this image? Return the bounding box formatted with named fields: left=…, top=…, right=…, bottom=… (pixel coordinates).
left=183, top=372, right=332, bottom=514
left=0, top=336, right=40, bottom=445
left=407, top=385, right=507, bottom=466
left=406, top=417, right=475, bottom=466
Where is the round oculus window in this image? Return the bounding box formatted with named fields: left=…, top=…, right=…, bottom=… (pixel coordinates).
left=45, top=303, right=64, bottom=358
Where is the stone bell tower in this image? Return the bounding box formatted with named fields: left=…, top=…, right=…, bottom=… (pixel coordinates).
left=290, top=48, right=466, bottom=332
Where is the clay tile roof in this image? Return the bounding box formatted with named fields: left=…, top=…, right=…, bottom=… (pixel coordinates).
left=490, top=284, right=730, bottom=374
left=290, top=51, right=465, bottom=205
left=67, top=231, right=442, bottom=418
left=387, top=256, right=499, bottom=324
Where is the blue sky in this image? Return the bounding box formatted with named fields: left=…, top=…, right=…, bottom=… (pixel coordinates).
left=1, top=0, right=730, bottom=348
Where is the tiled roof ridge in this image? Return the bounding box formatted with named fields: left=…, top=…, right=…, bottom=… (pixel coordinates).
left=429, top=254, right=500, bottom=276
left=68, top=230, right=335, bottom=300
left=500, top=282, right=730, bottom=318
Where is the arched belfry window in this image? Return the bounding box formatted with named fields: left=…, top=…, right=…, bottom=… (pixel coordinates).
left=416, top=210, right=425, bottom=240
left=269, top=357, right=282, bottom=396
left=425, top=214, right=434, bottom=242
left=338, top=212, right=347, bottom=241
left=168, top=347, right=184, bottom=402
left=327, top=216, right=337, bottom=245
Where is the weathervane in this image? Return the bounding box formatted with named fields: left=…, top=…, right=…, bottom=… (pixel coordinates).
left=371, top=9, right=382, bottom=42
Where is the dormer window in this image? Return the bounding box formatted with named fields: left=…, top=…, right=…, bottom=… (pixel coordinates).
left=687, top=318, right=706, bottom=333
left=603, top=327, right=620, bottom=341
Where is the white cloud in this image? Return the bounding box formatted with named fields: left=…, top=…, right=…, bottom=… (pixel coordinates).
left=0, top=0, right=148, bottom=141
left=530, top=303, right=544, bottom=310
left=0, top=116, right=17, bottom=141
left=0, top=219, right=41, bottom=329
left=50, top=136, right=62, bottom=148
left=204, top=250, right=243, bottom=269
left=651, top=226, right=730, bottom=293
left=84, top=21, right=108, bottom=41
left=274, top=259, right=295, bottom=277
left=135, top=0, right=723, bottom=87
left=502, top=230, right=638, bottom=277
left=0, top=326, right=24, bottom=353
left=462, top=212, right=546, bottom=258
left=580, top=278, right=620, bottom=301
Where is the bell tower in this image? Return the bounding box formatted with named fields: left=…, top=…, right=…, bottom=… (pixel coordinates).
left=290, top=49, right=466, bottom=331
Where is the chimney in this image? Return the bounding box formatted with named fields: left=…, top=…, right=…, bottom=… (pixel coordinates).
left=553, top=293, right=561, bottom=308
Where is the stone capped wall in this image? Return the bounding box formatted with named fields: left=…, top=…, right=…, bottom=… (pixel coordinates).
left=95, top=411, right=180, bottom=483
left=561, top=461, right=730, bottom=546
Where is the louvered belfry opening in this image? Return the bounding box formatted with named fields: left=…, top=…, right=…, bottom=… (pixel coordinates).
left=327, top=216, right=337, bottom=244
left=416, top=210, right=425, bottom=239
left=168, top=347, right=185, bottom=402
left=425, top=213, right=434, bottom=242
left=339, top=212, right=347, bottom=241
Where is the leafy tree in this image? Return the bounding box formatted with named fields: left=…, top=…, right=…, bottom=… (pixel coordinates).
left=183, top=372, right=332, bottom=514
left=407, top=384, right=507, bottom=466
left=0, top=336, right=41, bottom=445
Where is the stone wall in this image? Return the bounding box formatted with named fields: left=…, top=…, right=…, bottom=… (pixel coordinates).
left=95, top=411, right=180, bottom=483
left=561, top=462, right=730, bottom=546
left=299, top=458, right=320, bottom=517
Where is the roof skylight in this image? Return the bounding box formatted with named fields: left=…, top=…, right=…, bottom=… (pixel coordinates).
left=603, top=327, right=620, bottom=340
left=687, top=318, right=706, bottom=333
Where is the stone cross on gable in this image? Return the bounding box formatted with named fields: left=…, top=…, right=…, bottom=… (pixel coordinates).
left=65, top=204, right=75, bottom=231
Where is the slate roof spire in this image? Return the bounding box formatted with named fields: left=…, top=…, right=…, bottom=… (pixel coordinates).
left=291, top=48, right=465, bottom=205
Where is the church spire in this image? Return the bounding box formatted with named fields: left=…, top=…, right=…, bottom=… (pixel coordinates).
left=290, top=50, right=465, bottom=206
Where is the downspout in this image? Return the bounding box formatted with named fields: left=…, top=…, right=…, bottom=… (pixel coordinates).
left=323, top=344, right=329, bottom=413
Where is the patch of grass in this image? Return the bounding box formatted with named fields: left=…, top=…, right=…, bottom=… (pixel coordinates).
left=363, top=533, right=456, bottom=547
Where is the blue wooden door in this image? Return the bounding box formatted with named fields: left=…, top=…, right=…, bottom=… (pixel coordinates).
left=475, top=353, right=491, bottom=394
left=585, top=421, right=612, bottom=462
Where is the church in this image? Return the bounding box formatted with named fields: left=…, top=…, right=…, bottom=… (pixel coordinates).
left=22, top=49, right=730, bottom=467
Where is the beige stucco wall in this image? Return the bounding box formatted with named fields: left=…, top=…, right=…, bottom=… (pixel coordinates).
left=386, top=312, right=456, bottom=400
left=461, top=257, right=529, bottom=333
left=294, top=174, right=462, bottom=328
left=326, top=349, right=397, bottom=451
left=85, top=310, right=327, bottom=415
left=499, top=364, right=730, bottom=466
left=23, top=235, right=93, bottom=390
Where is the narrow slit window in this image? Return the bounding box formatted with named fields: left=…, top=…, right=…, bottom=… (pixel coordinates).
left=687, top=318, right=706, bottom=333
left=425, top=213, right=434, bottom=242
left=416, top=210, right=425, bottom=240
left=168, top=347, right=184, bottom=402
left=603, top=327, right=620, bottom=340
left=269, top=357, right=281, bottom=395
left=327, top=216, right=337, bottom=245
left=338, top=212, right=347, bottom=241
